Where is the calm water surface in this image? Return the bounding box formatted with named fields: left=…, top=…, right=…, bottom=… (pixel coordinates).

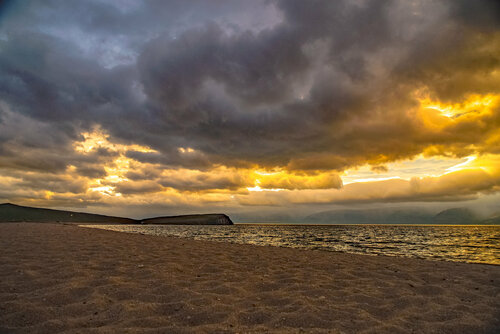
left=81, top=224, right=500, bottom=265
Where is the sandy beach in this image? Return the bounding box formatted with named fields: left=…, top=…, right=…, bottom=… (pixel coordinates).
left=0, top=223, right=498, bottom=333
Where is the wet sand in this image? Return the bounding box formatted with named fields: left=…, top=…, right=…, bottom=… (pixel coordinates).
left=0, top=223, right=499, bottom=333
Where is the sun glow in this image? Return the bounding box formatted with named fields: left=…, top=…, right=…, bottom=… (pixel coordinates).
left=178, top=147, right=195, bottom=153
left=247, top=178, right=285, bottom=192
left=247, top=170, right=285, bottom=191
left=445, top=156, right=478, bottom=174
left=342, top=154, right=484, bottom=186
left=418, top=93, right=498, bottom=119
left=246, top=185, right=284, bottom=192
left=90, top=185, right=118, bottom=196
left=254, top=170, right=279, bottom=176
left=74, top=129, right=157, bottom=154
left=343, top=176, right=402, bottom=185
left=74, top=128, right=157, bottom=196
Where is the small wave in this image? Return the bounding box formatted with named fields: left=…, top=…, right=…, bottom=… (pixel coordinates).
left=80, top=224, right=500, bottom=265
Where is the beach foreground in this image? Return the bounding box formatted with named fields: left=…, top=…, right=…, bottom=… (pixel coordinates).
left=0, top=224, right=498, bottom=333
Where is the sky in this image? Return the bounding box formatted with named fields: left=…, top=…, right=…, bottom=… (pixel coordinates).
left=0, top=0, right=499, bottom=220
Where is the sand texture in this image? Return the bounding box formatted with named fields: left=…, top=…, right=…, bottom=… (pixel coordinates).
left=0, top=223, right=499, bottom=333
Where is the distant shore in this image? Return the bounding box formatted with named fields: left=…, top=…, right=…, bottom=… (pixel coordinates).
left=1, top=223, right=499, bottom=333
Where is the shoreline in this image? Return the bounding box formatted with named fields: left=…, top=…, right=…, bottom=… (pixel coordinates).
left=80, top=223, right=500, bottom=266
left=1, top=223, right=499, bottom=333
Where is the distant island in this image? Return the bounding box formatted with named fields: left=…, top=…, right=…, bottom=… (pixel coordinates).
left=140, top=214, right=232, bottom=225
left=0, top=203, right=233, bottom=225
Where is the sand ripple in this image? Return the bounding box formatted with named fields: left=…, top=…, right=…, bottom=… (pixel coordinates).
left=0, top=223, right=499, bottom=333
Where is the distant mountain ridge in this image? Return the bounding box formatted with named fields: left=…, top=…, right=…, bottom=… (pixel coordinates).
left=0, top=203, right=233, bottom=225
left=432, top=208, right=481, bottom=225
left=306, top=207, right=499, bottom=225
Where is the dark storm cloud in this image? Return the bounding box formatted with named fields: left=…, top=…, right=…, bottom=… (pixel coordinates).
left=0, top=31, right=141, bottom=123
left=114, top=180, right=163, bottom=195
left=0, top=0, right=499, bottom=208
left=132, top=0, right=500, bottom=171
left=451, top=0, right=500, bottom=30
left=125, top=149, right=213, bottom=170
left=125, top=167, right=162, bottom=181
left=158, top=172, right=248, bottom=192
left=75, top=165, right=107, bottom=179
left=16, top=173, right=88, bottom=194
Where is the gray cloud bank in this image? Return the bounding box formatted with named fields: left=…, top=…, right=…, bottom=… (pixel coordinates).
left=0, top=0, right=499, bottom=212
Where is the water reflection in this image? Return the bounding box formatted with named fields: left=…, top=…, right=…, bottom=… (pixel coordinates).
left=81, top=224, right=500, bottom=265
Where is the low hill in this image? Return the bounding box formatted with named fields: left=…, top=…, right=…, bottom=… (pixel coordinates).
left=141, top=214, right=233, bottom=225
left=0, top=203, right=234, bottom=225
left=0, top=203, right=136, bottom=224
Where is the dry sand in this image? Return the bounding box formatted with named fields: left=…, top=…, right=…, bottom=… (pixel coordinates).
left=0, top=223, right=498, bottom=334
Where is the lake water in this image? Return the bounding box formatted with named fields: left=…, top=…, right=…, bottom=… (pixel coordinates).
left=81, top=224, right=500, bottom=265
